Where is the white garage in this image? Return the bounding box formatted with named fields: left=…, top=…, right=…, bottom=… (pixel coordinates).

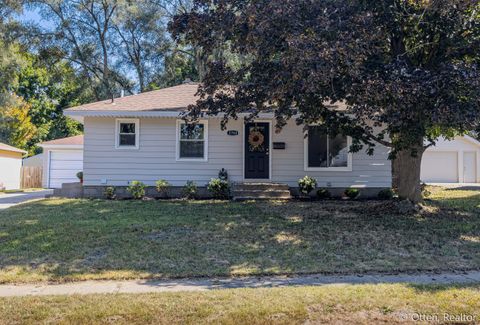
left=421, top=135, right=480, bottom=184
left=0, top=142, right=26, bottom=190
left=39, top=135, right=84, bottom=189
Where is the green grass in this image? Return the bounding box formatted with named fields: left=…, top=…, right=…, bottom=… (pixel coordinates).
left=0, top=188, right=479, bottom=284
left=0, top=284, right=479, bottom=324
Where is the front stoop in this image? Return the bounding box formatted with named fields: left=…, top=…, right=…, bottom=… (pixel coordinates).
left=51, top=182, right=84, bottom=198
left=232, top=183, right=291, bottom=201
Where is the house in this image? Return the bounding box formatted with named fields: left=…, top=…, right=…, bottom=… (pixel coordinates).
left=421, top=135, right=480, bottom=184
left=64, top=82, right=392, bottom=198
left=39, top=135, right=84, bottom=189
left=0, top=142, right=26, bottom=190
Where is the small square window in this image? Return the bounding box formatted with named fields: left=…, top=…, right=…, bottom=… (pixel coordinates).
left=177, top=121, right=208, bottom=160
left=116, top=119, right=138, bottom=149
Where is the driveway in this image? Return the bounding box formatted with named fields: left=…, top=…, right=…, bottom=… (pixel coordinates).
left=0, top=190, right=53, bottom=210
left=428, top=183, right=480, bottom=190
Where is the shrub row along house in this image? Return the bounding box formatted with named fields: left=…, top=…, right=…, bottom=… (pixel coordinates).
left=59, top=82, right=391, bottom=199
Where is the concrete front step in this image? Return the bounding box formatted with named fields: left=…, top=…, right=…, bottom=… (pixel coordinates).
left=233, top=196, right=291, bottom=201
left=232, top=190, right=291, bottom=198
left=233, top=183, right=289, bottom=191
left=232, top=183, right=291, bottom=200
left=52, top=182, right=84, bottom=198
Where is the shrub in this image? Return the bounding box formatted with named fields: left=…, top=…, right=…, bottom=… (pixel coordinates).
left=298, top=176, right=317, bottom=195
left=182, top=181, right=198, bottom=199
left=155, top=179, right=170, bottom=197
left=207, top=178, right=230, bottom=199
left=104, top=186, right=116, bottom=200
left=378, top=188, right=394, bottom=200
left=127, top=181, right=146, bottom=200
left=316, top=188, right=331, bottom=199
left=76, top=171, right=83, bottom=182
left=344, top=188, right=360, bottom=199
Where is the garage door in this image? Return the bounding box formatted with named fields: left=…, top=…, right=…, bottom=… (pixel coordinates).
left=421, top=151, right=458, bottom=183
left=49, top=151, right=83, bottom=188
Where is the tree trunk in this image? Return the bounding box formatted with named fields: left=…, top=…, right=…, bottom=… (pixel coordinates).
left=393, top=141, right=425, bottom=203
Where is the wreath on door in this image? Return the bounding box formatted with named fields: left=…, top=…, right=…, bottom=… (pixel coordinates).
left=248, top=128, right=265, bottom=151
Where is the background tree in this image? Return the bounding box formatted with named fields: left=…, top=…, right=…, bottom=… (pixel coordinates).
left=171, top=0, right=480, bottom=203
left=0, top=98, right=37, bottom=152
left=112, top=1, right=170, bottom=92
left=29, top=0, right=129, bottom=99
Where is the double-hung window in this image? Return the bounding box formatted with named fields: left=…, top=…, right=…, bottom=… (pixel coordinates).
left=176, top=120, right=208, bottom=161
left=116, top=119, right=139, bottom=149
left=305, top=125, right=352, bottom=171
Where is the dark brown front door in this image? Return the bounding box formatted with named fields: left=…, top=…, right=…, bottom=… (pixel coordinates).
left=245, top=122, right=270, bottom=179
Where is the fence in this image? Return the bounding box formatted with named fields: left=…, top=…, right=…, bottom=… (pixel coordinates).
left=20, top=166, right=43, bottom=189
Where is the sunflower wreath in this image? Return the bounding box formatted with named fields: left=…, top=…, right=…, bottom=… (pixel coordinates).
left=248, top=129, right=265, bottom=151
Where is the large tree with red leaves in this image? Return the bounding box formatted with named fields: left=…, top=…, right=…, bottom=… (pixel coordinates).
left=170, top=0, right=480, bottom=202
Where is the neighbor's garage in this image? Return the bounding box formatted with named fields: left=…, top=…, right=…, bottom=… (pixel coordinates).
left=421, top=136, right=480, bottom=183
left=0, top=143, right=26, bottom=190
left=39, top=135, right=84, bottom=189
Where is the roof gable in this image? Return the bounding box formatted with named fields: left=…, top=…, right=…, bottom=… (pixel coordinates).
left=0, top=142, right=27, bottom=154
left=39, top=135, right=84, bottom=147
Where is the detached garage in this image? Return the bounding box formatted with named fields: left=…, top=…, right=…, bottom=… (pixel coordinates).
left=39, top=135, right=84, bottom=189
left=421, top=135, right=480, bottom=184
left=0, top=142, right=26, bottom=190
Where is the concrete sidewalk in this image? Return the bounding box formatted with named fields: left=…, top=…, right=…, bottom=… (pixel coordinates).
left=2, top=271, right=480, bottom=297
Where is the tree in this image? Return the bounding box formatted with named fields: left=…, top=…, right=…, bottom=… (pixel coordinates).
left=112, top=1, right=170, bottom=92
left=30, top=0, right=130, bottom=100
left=149, top=46, right=199, bottom=88
left=170, top=0, right=480, bottom=203
left=0, top=97, right=37, bottom=152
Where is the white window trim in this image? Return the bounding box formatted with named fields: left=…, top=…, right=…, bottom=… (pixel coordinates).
left=175, top=119, right=209, bottom=162
left=304, top=127, right=353, bottom=172
left=115, top=118, right=140, bottom=149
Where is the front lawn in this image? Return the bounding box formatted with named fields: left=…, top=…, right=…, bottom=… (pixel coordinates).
left=0, top=188, right=479, bottom=283
left=1, top=284, right=479, bottom=324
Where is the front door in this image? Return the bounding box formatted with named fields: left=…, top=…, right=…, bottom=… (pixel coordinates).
left=245, top=122, right=270, bottom=179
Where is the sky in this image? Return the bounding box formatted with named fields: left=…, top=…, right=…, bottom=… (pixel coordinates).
left=16, top=7, right=55, bottom=30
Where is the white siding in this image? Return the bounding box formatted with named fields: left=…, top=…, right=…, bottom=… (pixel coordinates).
left=83, top=117, right=392, bottom=188
left=0, top=152, right=22, bottom=190
left=272, top=120, right=391, bottom=188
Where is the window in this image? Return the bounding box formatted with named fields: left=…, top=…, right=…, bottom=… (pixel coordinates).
left=176, top=120, right=208, bottom=161
left=116, top=119, right=139, bottom=149
left=305, top=125, right=351, bottom=171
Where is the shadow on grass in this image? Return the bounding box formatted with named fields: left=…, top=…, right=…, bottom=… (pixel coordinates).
left=0, top=195, right=479, bottom=283
left=407, top=282, right=480, bottom=293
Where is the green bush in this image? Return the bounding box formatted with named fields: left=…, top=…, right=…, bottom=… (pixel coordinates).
left=104, top=187, right=116, bottom=200
left=298, top=176, right=317, bottom=195
left=182, top=181, right=198, bottom=199
left=155, top=179, right=171, bottom=197
left=344, top=188, right=360, bottom=199
left=127, top=181, right=146, bottom=200
left=378, top=188, right=394, bottom=200
left=76, top=171, right=83, bottom=182
left=316, top=188, right=331, bottom=199
left=207, top=178, right=230, bottom=199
